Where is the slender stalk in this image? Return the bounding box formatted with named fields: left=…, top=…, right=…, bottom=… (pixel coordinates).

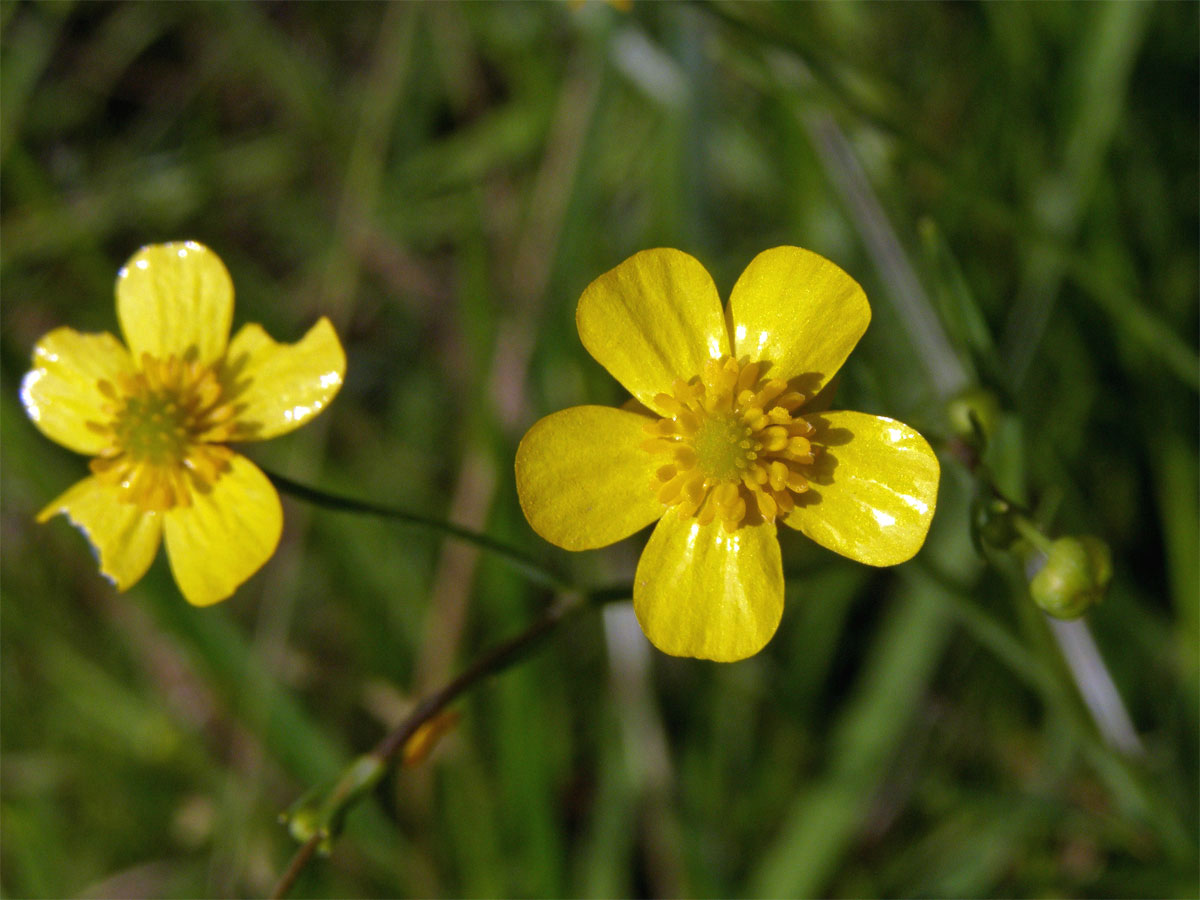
left=1011, top=515, right=1054, bottom=555
left=269, top=834, right=322, bottom=900
left=266, top=469, right=569, bottom=591
left=372, top=590, right=586, bottom=761
left=269, top=585, right=630, bottom=899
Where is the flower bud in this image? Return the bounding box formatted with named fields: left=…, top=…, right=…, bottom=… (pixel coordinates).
left=947, top=387, right=1001, bottom=446
left=280, top=753, right=386, bottom=851
left=1029, top=536, right=1113, bottom=619
left=971, top=494, right=1020, bottom=552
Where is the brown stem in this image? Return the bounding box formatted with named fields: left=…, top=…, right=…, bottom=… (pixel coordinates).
left=373, top=591, right=584, bottom=761
left=269, top=834, right=322, bottom=900
left=268, top=586, right=628, bottom=898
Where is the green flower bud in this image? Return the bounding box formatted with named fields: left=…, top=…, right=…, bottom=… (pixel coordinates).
left=1029, top=535, right=1113, bottom=619
left=971, top=494, right=1020, bottom=552
left=947, top=387, right=1001, bottom=446
left=279, top=753, right=386, bottom=852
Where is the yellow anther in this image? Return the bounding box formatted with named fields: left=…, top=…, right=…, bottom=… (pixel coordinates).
left=658, top=474, right=685, bottom=504
left=769, top=460, right=790, bottom=492
left=754, top=380, right=787, bottom=408
left=641, top=438, right=674, bottom=454
left=714, top=482, right=739, bottom=508
left=683, top=473, right=706, bottom=504
left=777, top=391, right=806, bottom=410
left=87, top=352, right=237, bottom=512
left=788, top=436, right=812, bottom=458
left=673, top=445, right=697, bottom=467
left=736, top=362, right=760, bottom=394
left=654, top=392, right=681, bottom=415
left=641, top=356, right=822, bottom=532
left=763, top=426, right=789, bottom=452
left=721, top=497, right=746, bottom=532
left=677, top=409, right=701, bottom=434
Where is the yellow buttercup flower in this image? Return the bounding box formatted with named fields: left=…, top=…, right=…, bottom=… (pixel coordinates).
left=21, top=241, right=346, bottom=606
left=516, top=247, right=940, bottom=662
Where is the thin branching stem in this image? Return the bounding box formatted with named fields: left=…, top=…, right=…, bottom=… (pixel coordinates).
left=269, top=585, right=630, bottom=898
left=266, top=469, right=569, bottom=591
left=269, top=834, right=323, bottom=900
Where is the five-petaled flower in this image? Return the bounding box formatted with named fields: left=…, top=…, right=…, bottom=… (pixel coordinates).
left=516, top=247, right=940, bottom=661
left=21, top=241, right=345, bottom=606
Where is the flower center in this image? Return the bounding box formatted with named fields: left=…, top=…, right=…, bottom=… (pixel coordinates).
left=87, top=354, right=238, bottom=511
left=642, top=356, right=821, bottom=532
left=691, top=413, right=756, bottom=483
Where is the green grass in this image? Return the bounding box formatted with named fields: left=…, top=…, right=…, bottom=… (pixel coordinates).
left=2, top=2, right=1196, bottom=897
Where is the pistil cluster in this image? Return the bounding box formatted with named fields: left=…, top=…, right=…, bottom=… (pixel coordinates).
left=642, top=356, right=820, bottom=531
left=87, top=354, right=238, bottom=511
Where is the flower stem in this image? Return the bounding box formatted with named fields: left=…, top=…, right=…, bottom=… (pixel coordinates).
left=269, top=834, right=322, bottom=900
left=372, top=589, right=584, bottom=761
left=1012, top=514, right=1055, bottom=556
left=270, top=584, right=630, bottom=898
left=265, top=469, right=570, bottom=591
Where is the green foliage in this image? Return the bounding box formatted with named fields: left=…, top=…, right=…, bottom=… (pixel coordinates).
left=1, top=1, right=1196, bottom=897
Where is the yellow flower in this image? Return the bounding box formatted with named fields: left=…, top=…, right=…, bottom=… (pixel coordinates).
left=21, top=241, right=345, bottom=606
left=516, top=247, right=940, bottom=661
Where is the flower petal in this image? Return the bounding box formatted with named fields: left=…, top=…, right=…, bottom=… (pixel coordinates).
left=576, top=249, right=730, bottom=415
left=162, top=454, right=282, bottom=606
left=116, top=241, right=234, bottom=366
left=783, top=411, right=940, bottom=566
left=633, top=514, right=783, bottom=661
left=222, top=318, right=346, bottom=441
left=37, top=476, right=162, bottom=590
left=728, top=246, right=869, bottom=395
left=515, top=405, right=664, bottom=551
left=21, top=327, right=134, bottom=455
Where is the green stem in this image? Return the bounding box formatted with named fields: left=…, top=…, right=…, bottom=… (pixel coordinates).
left=1012, top=514, right=1054, bottom=556
left=372, top=587, right=621, bottom=761
left=270, top=584, right=631, bottom=898
left=265, top=469, right=569, bottom=591
left=269, top=834, right=322, bottom=900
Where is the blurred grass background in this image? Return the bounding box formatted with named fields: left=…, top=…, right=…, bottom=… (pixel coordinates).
left=1, top=1, right=1197, bottom=897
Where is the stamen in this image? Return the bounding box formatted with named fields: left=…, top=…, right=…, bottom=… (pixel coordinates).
left=87, top=353, right=239, bottom=512
left=641, top=356, right=822, bottom=531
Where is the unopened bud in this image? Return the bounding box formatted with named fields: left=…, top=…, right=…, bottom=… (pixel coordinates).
left=280, top=753, right=386, bottom=851
left=947, top=387, right=1001, bottom=447
left=971, top=494, right=1019, bottom=552
left=1029, top=535, right=1112, bottom=619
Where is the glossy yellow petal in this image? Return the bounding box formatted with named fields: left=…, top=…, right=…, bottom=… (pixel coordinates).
left=728, top=246, right=869, bottom=395
left=783, top=411, right=940, bottom=566
left=633, top=515, right=783, bottom=661
left=222, top=318, right=346, bottom=440
left=37, top=476, right=162, bottom=590
left=116, top=241, right=233, bottom=366
left=516, top=405, right=665, bottom=551
left=20, top=327, right=134, bottom=455
left=162, top=454, right=282, bottom=606
left=576, top=249, right=730, bottom=415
